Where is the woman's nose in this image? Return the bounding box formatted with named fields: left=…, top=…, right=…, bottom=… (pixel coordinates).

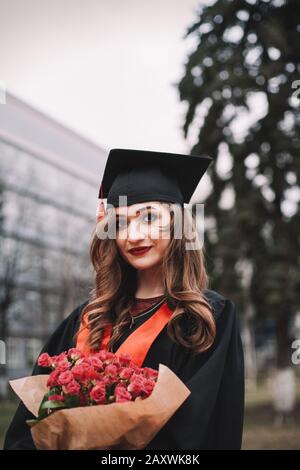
left=127, top=221, right=146, bottom=241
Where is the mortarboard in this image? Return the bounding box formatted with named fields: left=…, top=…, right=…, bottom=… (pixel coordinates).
left=96, top=149, right=213, bottom=221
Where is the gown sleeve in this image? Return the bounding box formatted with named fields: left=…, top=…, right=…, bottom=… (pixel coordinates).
left=145, top=298, right=245, bottom=450
left=3, top=302, right=87, bottom=450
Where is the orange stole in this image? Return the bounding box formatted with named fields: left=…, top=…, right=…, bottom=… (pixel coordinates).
left=75, top=302, right=174, bottom=367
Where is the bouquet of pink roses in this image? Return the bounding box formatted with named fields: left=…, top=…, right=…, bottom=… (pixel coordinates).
left=10, top=348, right=190, bottom=450
left=33, top=348, right=158, bottom=421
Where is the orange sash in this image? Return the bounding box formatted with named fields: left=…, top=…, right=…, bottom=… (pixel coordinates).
left=75, top=302, right=173, bottom=367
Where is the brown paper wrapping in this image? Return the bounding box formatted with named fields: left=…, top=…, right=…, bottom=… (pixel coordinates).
left=9, top=363, right=190, bottom=450
left=9, top=374, right=48, bottom=417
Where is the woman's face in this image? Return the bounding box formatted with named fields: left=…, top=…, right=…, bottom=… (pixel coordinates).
left=115, top=201, right=171, bottom=271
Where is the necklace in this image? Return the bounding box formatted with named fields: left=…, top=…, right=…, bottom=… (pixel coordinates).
left=129, top=297, right=167, bottom=329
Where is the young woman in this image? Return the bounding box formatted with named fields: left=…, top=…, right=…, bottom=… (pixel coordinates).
left=4, top=149, right=244, bottom=450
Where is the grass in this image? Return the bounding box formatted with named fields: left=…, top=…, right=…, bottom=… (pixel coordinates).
left=242, top=375, right=300, bottom=450
left=0, top=401, right=18, bottom=449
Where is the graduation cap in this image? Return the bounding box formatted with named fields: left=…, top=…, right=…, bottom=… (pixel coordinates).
left=96, top=149, right=213, bottom=221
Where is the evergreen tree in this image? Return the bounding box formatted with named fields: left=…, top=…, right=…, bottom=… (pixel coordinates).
left=178, top=0, right=300, bottom=369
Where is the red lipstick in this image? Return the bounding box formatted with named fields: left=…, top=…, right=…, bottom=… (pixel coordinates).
left=129, top=246, right=152, bottom=256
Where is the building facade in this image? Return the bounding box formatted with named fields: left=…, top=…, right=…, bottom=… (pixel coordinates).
left=0, top=93, right=106, bottom=386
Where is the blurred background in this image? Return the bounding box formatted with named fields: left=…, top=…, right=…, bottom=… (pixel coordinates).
left=0, top=0, right=299, bottom=450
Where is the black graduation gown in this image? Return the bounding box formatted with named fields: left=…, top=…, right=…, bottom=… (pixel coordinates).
left=3, top=288, right=245, bottom=450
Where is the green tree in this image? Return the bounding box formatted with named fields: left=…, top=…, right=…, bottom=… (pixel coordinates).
left=178, top=0, right=300, bottom=370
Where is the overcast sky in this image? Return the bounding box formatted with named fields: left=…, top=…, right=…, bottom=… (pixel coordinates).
left=1, top=1, right=298, bottom=216
left=0, top=0, right=207, bottom=154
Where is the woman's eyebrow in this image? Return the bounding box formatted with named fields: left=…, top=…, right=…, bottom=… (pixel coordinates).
left=116, top=205, right=158, bottom=218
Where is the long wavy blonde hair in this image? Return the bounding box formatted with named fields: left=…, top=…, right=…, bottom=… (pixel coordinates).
left=75, top=202, right=216, bottom=355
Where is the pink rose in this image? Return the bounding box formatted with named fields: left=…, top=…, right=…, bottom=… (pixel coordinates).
left=119, top=367, right=135, bottom=380
left=97, top=350, right=115, bottom=364
left=46, top=369, right=61, bottom=388
left=67, top=348, right=83, bottom=361
left=72, top=363, right=100, bottom=381
left=56, top=360, right=71, bottom=372
left=142, top=367, right=159, bottom=381
left=85, top=356, right=104, bottom=370
left=118, top=353, right=132, bottom=367
left=63, top=380, right=80, bottom=395
left=85, top=367, right=101, bottom=381
left=50, top=352, right=68, bottom=368
left=105, top=364, right=119, bottom=379
left=90, top=384, right=107, bottom=404
left=72, top=363, right=88, bottom=380
left=37, top=353, right=51, bottom=368
left=56, top=352, right=67, bottom=362
left=127, top=374, right=149, bottom=398
left=100, top=374, right=113, bottom=386
left=142, top=378, right=156, bottom=397
left=58, top=370, right=74, bottom=386
left=114, top=385, right=132, bottom=403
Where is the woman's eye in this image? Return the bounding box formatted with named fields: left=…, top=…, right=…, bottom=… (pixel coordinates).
left=143, top=213, right=157, bottom=223
left=116, top=212, right=158, bottom=230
